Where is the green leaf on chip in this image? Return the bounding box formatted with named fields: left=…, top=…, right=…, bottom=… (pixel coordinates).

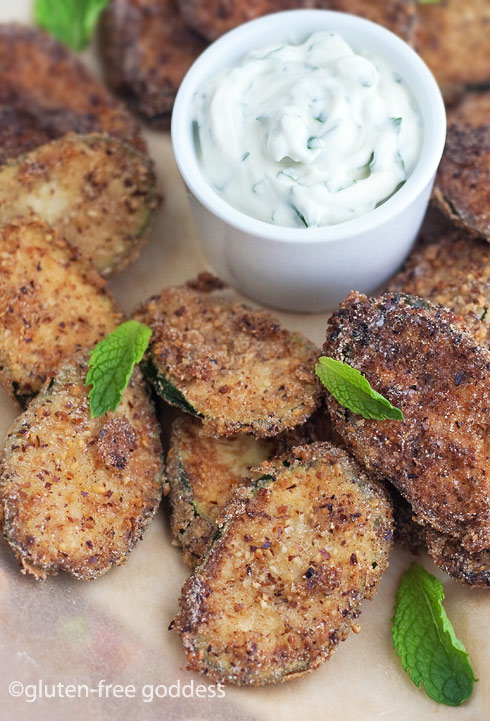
left=86, top=320, right=152, bottom=418
left=315, top=356, right=404, bottom=421
left=34, top=0, right=110, bottom=52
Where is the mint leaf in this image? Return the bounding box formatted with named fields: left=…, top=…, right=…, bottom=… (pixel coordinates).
left=34, top=0, right=110, bottom=52
left=392, top=563, right=476, bottom=706
left=315, top=356, right=404, bottom=421
left=86, top=320, right=152, bottom=418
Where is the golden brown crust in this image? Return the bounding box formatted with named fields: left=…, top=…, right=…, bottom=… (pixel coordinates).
left=172, top=441, right=393, bottom=685
left=0, top=357, right=165, bottom=580
left=0, top=133, right=159, bottom=276
left=0, top=24, right=144, bottom=164
left=136, top=284, right=321, bottom=437
left=387, top=224, right=490, bottom=347
left=186, top=272, right=228, bottom=293
left=167, top=410, right=333, bottom=567
left=177, top=0, right=417, bottom=43
left=425, top=527, right=490, bottom=589
left=101, top=0, right=207, bottom=127
left=414, top=1, right=490, bottom=95
left=432, top=93, right=490, bottom=241
left=167, top=414, right=274, bottom=567
left=324, top=291, right=490, bottom=554
left=0, top=218, right=123, bottom=404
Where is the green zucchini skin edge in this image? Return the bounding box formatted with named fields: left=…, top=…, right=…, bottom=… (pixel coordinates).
left=142, top=357, right=203, bottom=417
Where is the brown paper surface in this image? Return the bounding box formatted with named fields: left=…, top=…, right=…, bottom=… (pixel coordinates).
left=0, top=3, right=489, bottom=719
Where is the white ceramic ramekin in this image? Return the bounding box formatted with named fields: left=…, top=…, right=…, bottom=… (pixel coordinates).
left=171, top=10, right=446, bottom=312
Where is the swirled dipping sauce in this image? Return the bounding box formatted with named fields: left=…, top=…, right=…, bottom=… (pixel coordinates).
left=193, top=31, right=423, bottom=228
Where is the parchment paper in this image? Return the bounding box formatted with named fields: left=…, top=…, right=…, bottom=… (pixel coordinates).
left=0, top=3, right=489, bottom=720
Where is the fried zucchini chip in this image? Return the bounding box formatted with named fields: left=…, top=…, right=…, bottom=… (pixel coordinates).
left=388, top=222, right=490, bottom=348
left=324, top=291, right=490, bottom=554
left=415, top=0, right=490, bottom=94
left=173, top=442, right=393, bottom=685
left=0, top=24, right=144, bottom=164
left=0, top=357, right=164, bottom=580
left=425, top=528, right=490, bottom=589
left=0, top=134, right=159, bottom=275
left=432, top=93, right=490, bottom=241
left=101, top=0, right=207, bottom=127
left=167, top=410, right=333, bottom=566
left=177, top=0, right=416, bottom=43
left=0, top=218, right=122, bottom=405
left=135, top=284, right=321, bottom=437
left=167, top=414, right=274, bottom=567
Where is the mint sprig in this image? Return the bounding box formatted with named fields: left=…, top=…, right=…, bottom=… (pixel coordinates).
left=315, top=356, right=404, bottom=421
left=392, top=563, right=476, bottom=706
left=34, top=0, right=110, bottom=52
left=86, top=320, right=152, bottom=418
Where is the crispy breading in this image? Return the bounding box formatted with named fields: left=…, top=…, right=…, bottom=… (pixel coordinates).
left=167, top=414, right=274, bottom=567
left=167, top=411, right=330, bottom=566
left=173, top=441, right=393, bottom=685
left=388, top=222, right=490, bottom=348
left=135, top=284, right=321, bottom=437
left=177, top=0, right=417, bottom=43
left=0, top=134, right=159, bottom=276
left=101, top=0, right=207, bottom=127
left=0, top=218, right=122, bottom=405
left=432, top=93, right=490, bottom=241
left=414, top=0, right=490, bottom=95
left=0, top=24, right=144, bottom=164
left=425, top=528, right=490, bottom=589
left=0, top=107, right=59, bottom=168
left=0, top=357, right=164, bottom=580
left=324, top=291, right=490, bottom=555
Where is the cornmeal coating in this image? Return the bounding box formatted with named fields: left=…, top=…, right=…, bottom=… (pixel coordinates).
left=177, top=0, right=417, bottom=43
left=173, top=442, right=393, bottom=685
left=324, top=291, right=490, bottom=555
left=415, top=1, right=490, bottom=95
left=136, top=283, right=321, bottom=437
left=0, top=134, right=159, bottom=276
left=0, top=24, right=144, bottom=165
left=101, top=0, right=206, bottom=126
left=388, top=223, right=490, bottom=347
left=433, top=93, right=490, bottom=241
left=0, top=218, right=122, bottom=405
left=0, top=358, right=165, bottom=580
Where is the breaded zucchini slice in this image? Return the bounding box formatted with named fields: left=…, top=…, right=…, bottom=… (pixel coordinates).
left=432, top=93, right=490, bottom=241
left=414, top=0, right=490, bottom=95
left=0, top=357, right=165, bottom=580
left=135, top=284, right=321, bottom=437
left=101, top=0, right=207, bottom=127
left=0, top=134, right=159, bottom=276
left=173, top=442, right=393, bottom=685
left=388, top=221, right=490, bottom=348
left=167, top=415, right=275, bottom=567
left=425, top=528, right=490, bottom=589
left=0, top=24, right=144, bottom=165
left=324, top=291, right=490, bottom=554
left=177, top=0, right=416, bottom=43
left=167, top=411, right=333, bottom=567
left=0, top=218, right=122, bottom=405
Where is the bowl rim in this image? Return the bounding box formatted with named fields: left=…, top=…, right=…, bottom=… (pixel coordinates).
left=171, top=8, right=446, bottom=245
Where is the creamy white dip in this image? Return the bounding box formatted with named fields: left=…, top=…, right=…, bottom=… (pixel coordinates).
left=193, top=31, right=423, bottom=228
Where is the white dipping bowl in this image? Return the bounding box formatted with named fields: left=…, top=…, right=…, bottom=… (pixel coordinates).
left=171, top=10, right=446, bottom=312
